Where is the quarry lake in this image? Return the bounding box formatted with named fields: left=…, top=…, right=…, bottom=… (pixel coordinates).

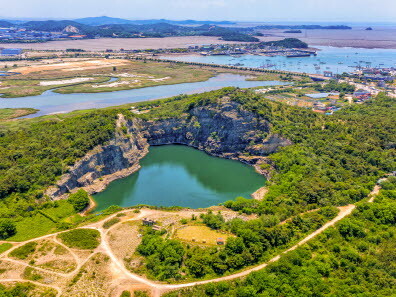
left=93, top=145, right=265, bottom=211
left=0, top=74, right=286, bottom=118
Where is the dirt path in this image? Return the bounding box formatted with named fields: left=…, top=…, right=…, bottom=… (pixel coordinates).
left=157, top=204, right=356, bottom=293
left=0, top=180, right=382, bottom=297
left=0, top=205, right=357, bottom=296
left=368, top=184, right=381, bottom=203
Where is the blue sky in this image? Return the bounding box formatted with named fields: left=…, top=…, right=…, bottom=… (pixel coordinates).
left=1, top=0, right=395, bottom=22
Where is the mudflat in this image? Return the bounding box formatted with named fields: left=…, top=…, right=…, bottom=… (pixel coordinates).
left=257, top=26, right=396, bottom=49
left=0, top=36, right=249, bottom=51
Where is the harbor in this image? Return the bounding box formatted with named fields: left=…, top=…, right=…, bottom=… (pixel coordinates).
left=161, top=46, right=396, bottom=75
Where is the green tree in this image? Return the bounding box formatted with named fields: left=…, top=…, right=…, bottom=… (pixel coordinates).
left=0, top=219, right=16, bottom=239
left=67, top=189, right=89, bottom=212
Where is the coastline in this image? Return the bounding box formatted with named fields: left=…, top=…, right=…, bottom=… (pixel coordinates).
left=2, top=34, right=396, bottom=51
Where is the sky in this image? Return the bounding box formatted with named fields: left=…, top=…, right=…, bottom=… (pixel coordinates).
left=1, top=0, right=395, bottom=23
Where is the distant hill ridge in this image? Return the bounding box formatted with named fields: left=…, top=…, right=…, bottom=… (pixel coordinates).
left=74, top=16, right=236, bottom=26
left=0, top=20, right=13, bottom=27
left=0, top=17, right=352, bottom=44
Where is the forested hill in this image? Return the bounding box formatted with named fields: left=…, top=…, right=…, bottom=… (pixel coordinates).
left=6, top=19, right=351, bottom=42
left=18, top=21, right=260, bottom=42
left=74, top=16, right=236, bottom=26
left=0, top=88, right=394, bottom=240
left=0, top=20, right=13, bottom=27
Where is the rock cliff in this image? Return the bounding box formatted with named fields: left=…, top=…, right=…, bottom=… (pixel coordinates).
left=46, top=101, right=291, bottom=199
left=46, top=116, right=149, bottom=198
left=142, top=100, right=290, bottom=162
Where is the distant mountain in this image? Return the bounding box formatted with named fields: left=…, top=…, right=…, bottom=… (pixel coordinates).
left=0, top=20, right=13, bottom=27
left=74, top=16, right=236, bottom=26
left=22, top=20, right=88, bottom=32
left=133, top=19, right=236, bottom=26
left=75, top=16, right=135, bottom=26
left=9, top=19, right=257, bottom=42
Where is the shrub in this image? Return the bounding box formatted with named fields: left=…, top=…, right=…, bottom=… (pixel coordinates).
left=202, top=211, right=225, bottom=230
left=68, top=189, right=90, bottom=212
left=134, top=291, right=149, bottom=297
left=103, top=218, right=120, bottom=229
left=58, top=229, right=100, bottom=249
left=0, top=219, right=16, bottom=239
left=120, top=291, right=131, bottom=297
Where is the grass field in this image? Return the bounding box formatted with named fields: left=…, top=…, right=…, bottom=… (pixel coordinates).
left=175, top=225, right=233, bottom=246
left=6, top=201, right=78, bottom=242
left=8, top=214, right=57, bottom=242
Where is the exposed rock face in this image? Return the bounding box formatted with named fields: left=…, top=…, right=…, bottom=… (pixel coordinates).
left=47, top=102, right=291, bottom=199
left=46, top=117, right=149, bottom=198
left=142, top=101, right=290, bottom=161
left=63, top=25, right=80, bottom=33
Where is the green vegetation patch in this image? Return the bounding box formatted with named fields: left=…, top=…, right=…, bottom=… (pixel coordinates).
left=0, top=108, right=38, bottom=120
left=165, top=184, right=396, bottom=297
left=8, top=213, right=57, bottom=242
left=10, top=242, right=38, bottom=259
left=58, top=228, right=101, bottom=249
left=0, top=242, right=12, bottom=254
left=135, top=208, right=337, bottom=281
left=103, top=217, right=121, bottom=229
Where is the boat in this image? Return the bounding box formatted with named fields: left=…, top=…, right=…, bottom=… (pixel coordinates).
left=286, top=53, right=311, bottom=58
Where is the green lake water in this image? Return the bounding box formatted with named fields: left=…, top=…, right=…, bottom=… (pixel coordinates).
left=93, top=145, right=265, bottom=211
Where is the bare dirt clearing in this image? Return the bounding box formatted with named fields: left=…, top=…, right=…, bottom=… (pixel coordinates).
left=39, top=77, right=94, bottom=86
left=108, top=221, right=141, bottom=262
left=15, top=59, right=130, bottom=75
left=175, top=225, right=234, bottom=246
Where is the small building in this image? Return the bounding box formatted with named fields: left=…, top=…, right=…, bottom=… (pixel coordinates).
left=142, top=218, right=156, bottom=227
left=0, top=48, right=22, bottom=56
left=216, top=238, right=225, bottom=245
left=353, top=90, right=371, bottom=98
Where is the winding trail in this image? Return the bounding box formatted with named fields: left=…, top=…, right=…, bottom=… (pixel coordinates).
left=0, top=178, right=385, bottom=296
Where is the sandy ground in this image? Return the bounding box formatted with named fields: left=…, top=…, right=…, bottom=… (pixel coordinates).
left=0, top=36, right=249, bottom=51
left=15, top=59, right=129, bottom=74
left=39, top=77, right=93, bottom=86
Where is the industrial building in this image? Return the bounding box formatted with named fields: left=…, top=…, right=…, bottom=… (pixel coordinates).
left=0, top=48, right=23, bottom=56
